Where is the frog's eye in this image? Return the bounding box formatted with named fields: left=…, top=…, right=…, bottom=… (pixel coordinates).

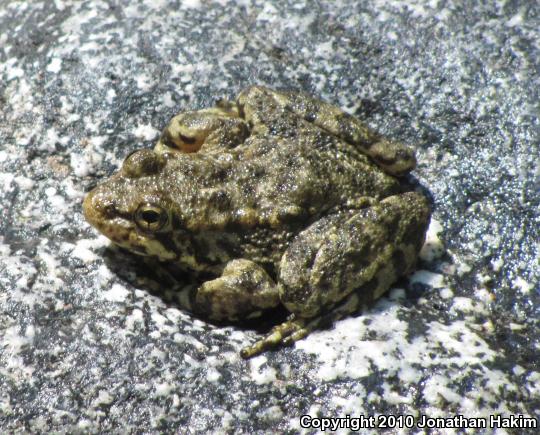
left=135, top=204, right=168, bottom=231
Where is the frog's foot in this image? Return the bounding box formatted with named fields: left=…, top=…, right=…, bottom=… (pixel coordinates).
left=194, top=259, right=280, bottom=322
left=240, top=291, right=367, bottom=359
left=240, top=315, right=308, bottom=359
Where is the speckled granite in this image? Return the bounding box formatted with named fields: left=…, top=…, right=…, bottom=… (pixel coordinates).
left=1, top=1, right=538, bottom=433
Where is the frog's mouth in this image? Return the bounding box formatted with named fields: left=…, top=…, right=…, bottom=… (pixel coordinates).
left=83, top=187, right=177, bottom=261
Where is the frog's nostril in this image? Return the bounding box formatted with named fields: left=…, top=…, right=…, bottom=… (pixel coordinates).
left=83, top=188, right=116, bottom=227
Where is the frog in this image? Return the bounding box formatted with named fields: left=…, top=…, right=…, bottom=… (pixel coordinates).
left=83, top=85, right=431, bottom=358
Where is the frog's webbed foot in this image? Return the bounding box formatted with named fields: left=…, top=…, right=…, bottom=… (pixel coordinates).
left=240, top=292, right=366, bottom=359
left=236, top=85, right=416, bottom=176
left=240, top=314, right=308, bottom=359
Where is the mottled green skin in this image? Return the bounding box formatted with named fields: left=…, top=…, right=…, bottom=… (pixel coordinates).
left=83, top=86, right=431, bottom=358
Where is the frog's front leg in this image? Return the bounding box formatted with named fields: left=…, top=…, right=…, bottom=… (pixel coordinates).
left=192, top=259, right=281, bottom=322
left=236, top=85, right=416, bottom=176
left=241, top=192, right=430, bottom=358
left=155, top=105, right=248, bottom=154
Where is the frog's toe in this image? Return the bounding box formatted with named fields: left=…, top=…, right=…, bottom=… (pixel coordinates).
left=281, top=326, right=310, bottom=347
left=240, top=317, right=306, bottom=359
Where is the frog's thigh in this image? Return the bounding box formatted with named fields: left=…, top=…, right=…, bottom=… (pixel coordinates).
left=193, top=259, right=280, bottom=322
left=279, top=192, right=429, bottom=318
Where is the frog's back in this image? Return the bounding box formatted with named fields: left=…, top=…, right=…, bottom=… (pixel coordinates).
left=222, top=124, right=402, bottom=223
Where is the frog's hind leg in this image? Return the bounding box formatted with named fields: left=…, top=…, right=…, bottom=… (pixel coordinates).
left=241, top=192, right=429, bottom=358
left=237, top=85, right=415, bottom=176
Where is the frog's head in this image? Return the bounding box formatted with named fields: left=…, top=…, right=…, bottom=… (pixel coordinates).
left=83, top=149, right=192, bottom=262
